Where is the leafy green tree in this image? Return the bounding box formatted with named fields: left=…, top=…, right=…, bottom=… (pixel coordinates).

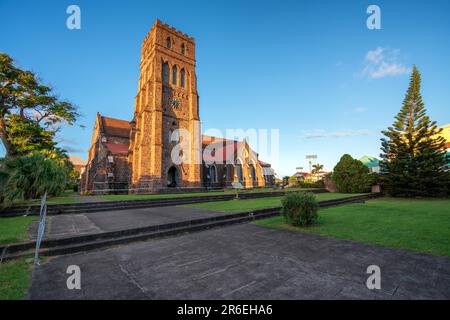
left=333, top=154, right=372, bottom=193
left=0, top=153, right=67, bottom=206
left=0, top=53, right=80, bottom=156
left=380, top=66, right=449, bottom=197
left=5, top=114, right=56, bottom=154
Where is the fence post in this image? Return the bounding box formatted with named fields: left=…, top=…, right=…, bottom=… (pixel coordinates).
left=34, top=192, right=47, bottom=265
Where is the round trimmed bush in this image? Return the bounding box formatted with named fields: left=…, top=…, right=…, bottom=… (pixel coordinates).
left=281, top=192, right=319, bottom=227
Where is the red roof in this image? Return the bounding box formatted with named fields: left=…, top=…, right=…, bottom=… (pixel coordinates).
left=101, top=116, right=131, bottom=138
left=446, top=142, right=450, bottom=149
left=203, top=140, right=238, bottom=163
left=105, top=143, right=129, bottom=154
left=295, top=172, right=311, bottom=177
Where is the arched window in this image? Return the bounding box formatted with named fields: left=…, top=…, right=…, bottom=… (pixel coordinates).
left=172, top=65, right=178, bottom=85
left=162, top=62, right=169, bottom=84
left=210, top=165, right=217, bottom=183
left=181, top=43, right=185, bottom=55
left=236, top=160, right=243, bottom=182
left=223, top=165, right=228, bottom=180
left=251, top=165, right=256, bottom=182
left=180, top=69, right=185, bottom=88
left=166, top=36, right=171, bottom=48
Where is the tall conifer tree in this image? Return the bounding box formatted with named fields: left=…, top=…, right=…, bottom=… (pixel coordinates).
left=380, top=66, right=449, bottom=197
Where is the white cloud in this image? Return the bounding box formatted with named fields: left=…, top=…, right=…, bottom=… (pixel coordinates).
left=362, top=47, right=410, bottom=79
left=62, top=145, right=86, bottom=153
left=303, top=129, right=372, bottom=140
left=354, top=107, right=366, bottom=113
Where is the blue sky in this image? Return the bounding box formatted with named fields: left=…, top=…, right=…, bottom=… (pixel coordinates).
left=1, top=0, right=449, bottom=177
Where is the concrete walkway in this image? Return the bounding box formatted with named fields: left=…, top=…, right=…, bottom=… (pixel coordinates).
left=28, top=223, right=450, bottom=300
left=29, top=206, right=224, bottom=240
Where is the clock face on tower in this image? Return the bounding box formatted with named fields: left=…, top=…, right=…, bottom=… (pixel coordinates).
left=163, top=90, right=184, bottom=111
left=163, top=92, right=181, bottom=110
left=170, top=98, right=181, bottom=110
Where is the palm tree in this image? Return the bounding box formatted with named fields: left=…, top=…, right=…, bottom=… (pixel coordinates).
left=311, top=164, right=324, bottom=176
left=0, top=153, right=67, bottom=206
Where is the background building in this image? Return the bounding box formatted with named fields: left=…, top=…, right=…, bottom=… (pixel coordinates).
left=359, top=155, right=380, bottom=173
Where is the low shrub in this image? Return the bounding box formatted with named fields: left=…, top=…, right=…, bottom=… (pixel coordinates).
left=281, top=192, right=319, bottom=227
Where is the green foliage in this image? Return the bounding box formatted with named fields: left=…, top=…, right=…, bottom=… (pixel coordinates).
left=0, top=153, right=67, bottom=206
left=288, top=176, right=300, bottom=186
left=5, top=114, right=56, bottom=154
left=288, top=176, right=324, bottom=189
left=281, top=192, right=319, bottom=227
left=332, top=154, right=372, bottom=193
left=311, top=163, right=324, bottom=175
left=300, top=178, right=324, bottom=189
left=380, top=66, right=450, bottom=197
left=0, top=52, right=80, bottom=157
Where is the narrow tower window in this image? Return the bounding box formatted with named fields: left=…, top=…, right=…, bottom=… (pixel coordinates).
left=180, top=69, right=185, bottom=88
left=162, top=62, right=169, bottom=84
left=172, top=65, right=178, bottom=85
left=181, top=43, right=185, bottom=55
left=166, top=36, right=171, bottom=48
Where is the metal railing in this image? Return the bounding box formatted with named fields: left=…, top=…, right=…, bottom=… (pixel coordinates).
left=34, top=192, right=47, bottom=265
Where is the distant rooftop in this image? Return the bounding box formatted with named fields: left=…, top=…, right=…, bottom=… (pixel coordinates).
left=359, top=155, right=380, bottom=167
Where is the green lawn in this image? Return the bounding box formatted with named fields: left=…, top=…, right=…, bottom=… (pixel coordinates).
left=95, top=187, right=317, bottom=202
left=182, top=192, right=365, bottom=213
left=0, top=258, right=32, bottom=300
left=254, top=198, right=450, bottom=257
left=13, top=190, right=81, bottom=206
left=0, top=216, right=37, bottom=245
left=11, top=187, right=319, bottom=205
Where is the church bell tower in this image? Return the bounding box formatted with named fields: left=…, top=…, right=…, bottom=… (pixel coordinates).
left=129, top=20, right=201, bottom=192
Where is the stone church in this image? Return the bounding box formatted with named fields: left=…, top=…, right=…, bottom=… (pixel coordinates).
left=80, top=20, right=274, bottom=194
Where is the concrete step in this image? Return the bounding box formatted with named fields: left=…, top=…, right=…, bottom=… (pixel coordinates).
left=0, top=193, right=381, bottom=263
left=1, top=210, right=279, bottom=262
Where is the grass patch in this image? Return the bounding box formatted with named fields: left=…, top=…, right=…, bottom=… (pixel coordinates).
left=45, top=196, right=81, bottom=205
left=12, top=190, right=82, bottom=206
left=182, top=192, right=365, bottom=213
left=0, top=258, right=32, bottom=300
left=254, top=198, right=450, bottom=257
left=11, top=187, right=319, bottom=205
left=97, top=191, right=232, bottom=201
left=94, top=187, right=318, bottom=202
left=0, top=216, right=37, bottom=245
